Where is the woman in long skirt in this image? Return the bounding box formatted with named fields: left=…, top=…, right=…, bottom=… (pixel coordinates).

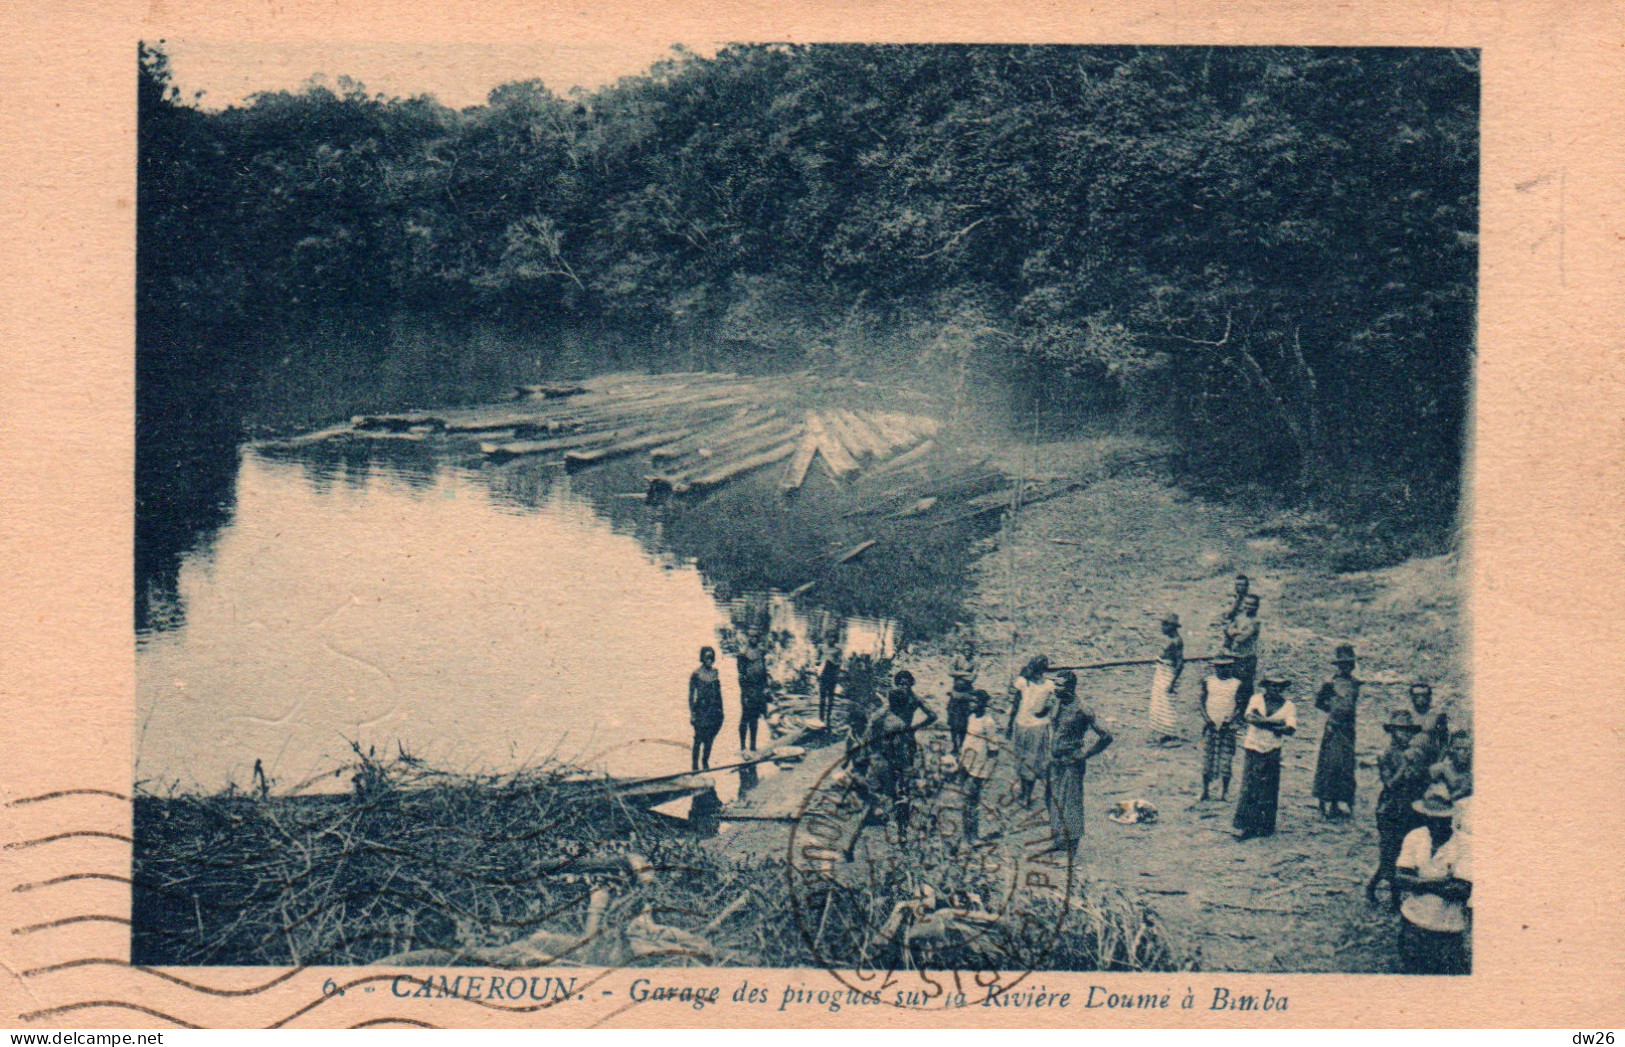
left=1006, top=655, right=1057, bottom=806
left=1233, top=677, right=1296, bottom=840
left=1046, top=671, right=1113, bottom=856
left=1148, top=614, right=1185, bottom=745
left=1312, top=644, right=1361, bottom=818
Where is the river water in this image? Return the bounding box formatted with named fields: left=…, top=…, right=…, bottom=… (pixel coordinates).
left=134, top=438, right=916, bottom=793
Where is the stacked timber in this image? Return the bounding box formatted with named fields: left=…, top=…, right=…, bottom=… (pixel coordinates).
left=648, top=418, right=807, bottom=496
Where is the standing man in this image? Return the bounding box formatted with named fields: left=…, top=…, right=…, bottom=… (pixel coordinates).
left=1223, top=593, right=1262, bottom=705
left=1197, top=654, right=1245, bottom=801
left=1395, top=783, right=1472, bottom=974
left=736, top=630, right=770, bottom=753
left=949, top=637, right=978, bottom=690
left=1407, top=681, right=1450, bottom=764
left=1312, top=644, right=1362, bottom=820
left=1221, top=574, right=1251, bottom=625
left=1233, top=676, right=1296, bottom=840
left=946, top=676, right=975, bottom=754
left=1045, top=670, right=1114, bottom=858
left=1368, top=709, right=1429, bottom=907
left=816, top=637, right=842, bottom=727
left=958, top=688, right=999, bottom=844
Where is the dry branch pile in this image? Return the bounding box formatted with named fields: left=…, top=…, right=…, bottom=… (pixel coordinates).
left=133, top=752, right=1192, bottom=972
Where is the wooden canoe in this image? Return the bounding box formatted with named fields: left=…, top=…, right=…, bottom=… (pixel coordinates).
left=818, top=411, right=872, bottom=462
left=806, top=413, right=860, bottom=476
left=651, top=424, right=804, bottom=492
left=482, top=428, right=625, bottom=460
left=516, top=382, right=588, bottom=400
left=859, top=439, right=936, bottom=484
left=679, top=438, right=801, bottom=495
left=263, top=422, right=356, bottom=450
left=648, top=409, right=773, bottom=461
left=836, top=409, right=889, bottom=457
left=563, top=426, right=696, bottom=471
left=352, top=412, right=444, bottom=432
left=780, top=433, right=821, bottom=494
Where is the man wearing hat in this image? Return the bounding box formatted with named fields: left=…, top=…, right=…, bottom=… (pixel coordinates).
left=1368, top=709, right=1430, bottom=907
left=1312, top=643, right=1363, bottom=820
left=1197, top=653, right=1245, bottom=801
left=1233, top=676, right=1297, bottom=840
left=1394, top=782, right=1472, bottom=974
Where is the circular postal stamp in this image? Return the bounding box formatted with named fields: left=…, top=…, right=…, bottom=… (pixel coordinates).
left=784, top=722, right=1077, bottom=1008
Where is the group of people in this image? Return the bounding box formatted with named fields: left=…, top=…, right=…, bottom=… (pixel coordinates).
left=685, top=630, right=774, bottom=772
left=1153, top=573, right=1473, bottom=973
left=681, top=571, right=1472, bottom=974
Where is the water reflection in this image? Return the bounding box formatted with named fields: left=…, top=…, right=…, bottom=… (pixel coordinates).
left=135, top=445, right=905, bottom=793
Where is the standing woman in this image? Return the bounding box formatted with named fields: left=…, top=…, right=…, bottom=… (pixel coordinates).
left=1312, top=644, right=1362, bottom=819
left=1148, top=613, right=1185, bottom=745
left=736, top=630, right=770, bottom=753
left=1046, top=670, right=1114, bottom=858
left=1233, top=676, right=1297, bottom=840
left=687, top=647, right=725, bottom=772
left=1006, top=655, right=1057, bottom=807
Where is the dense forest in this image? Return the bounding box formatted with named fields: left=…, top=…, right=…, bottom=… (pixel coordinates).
left=138, top=43, right=1477, bottom=556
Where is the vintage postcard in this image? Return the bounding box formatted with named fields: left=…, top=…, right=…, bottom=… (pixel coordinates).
left=2, top=0, right=1621, bottom=1032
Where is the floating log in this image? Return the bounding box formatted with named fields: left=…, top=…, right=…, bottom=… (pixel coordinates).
left=780, top=433, right=821, bottom=495
left=787, top=579, right=819, bottom=599
left=564, top=426, right=696, bottom=471
left=678, top=438, right=800, bottom=496
left=836, top=539, right=878, bottom=565
left=441, top=409, right=569, bottom=434
left=805, top=413, right=859, bottom=478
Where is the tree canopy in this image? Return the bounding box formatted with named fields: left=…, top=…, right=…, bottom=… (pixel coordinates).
left=138, top=42, right=1477, bottom=539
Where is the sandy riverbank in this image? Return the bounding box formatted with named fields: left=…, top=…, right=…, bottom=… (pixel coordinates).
left=715, top=438, right=1467, bottom=973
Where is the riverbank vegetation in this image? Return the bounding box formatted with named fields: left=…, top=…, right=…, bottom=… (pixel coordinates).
left=139, top=43, right=1476, bottom=567
left=132, top=751, right=1192, bottom=972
